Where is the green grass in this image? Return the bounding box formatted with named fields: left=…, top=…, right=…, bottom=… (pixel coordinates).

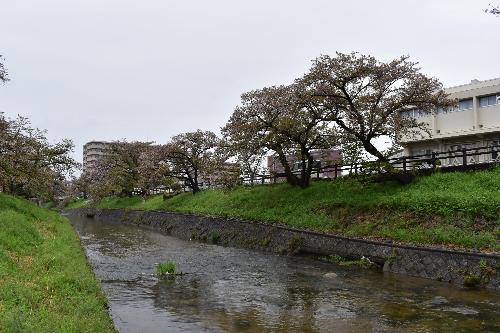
left=65, top=198, right=89, bottom=209
left=156, top=261, right=177, bottom=276
left=0, top=193, right=115, bottom=332
left=79, top=169, right=500, bottom=251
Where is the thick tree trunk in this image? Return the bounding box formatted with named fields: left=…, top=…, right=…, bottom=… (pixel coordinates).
left=191, top=169, right=201, bottom=194
left=184, top=171, right=200, bottom=194
left=275, top=146, right=315, bottom=188
left=298, top=148, right=315, bottom=188
left=275, top=149, right=300, bottom=186
left=192, top=183, right=201, bottom=193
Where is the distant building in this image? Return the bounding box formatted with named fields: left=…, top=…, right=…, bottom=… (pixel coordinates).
left=267, top=149, right=342, bottom=179
left=83, top=141, right=111, bottom=173
left=199, top=162, right=240, bottom=188
left=400, top=78, right=500, bottom=164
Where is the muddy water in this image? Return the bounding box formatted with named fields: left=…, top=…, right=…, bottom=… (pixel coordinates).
left=69, top=216, right=500, bottom=333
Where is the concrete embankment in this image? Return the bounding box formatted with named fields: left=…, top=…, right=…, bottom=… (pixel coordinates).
left=66, top=208, right=500, bottom=290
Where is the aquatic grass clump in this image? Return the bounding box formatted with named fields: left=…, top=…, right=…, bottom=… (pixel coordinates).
left=156, top=261, right=177, bottom=276
left=320, top=254, right=379, bottom=269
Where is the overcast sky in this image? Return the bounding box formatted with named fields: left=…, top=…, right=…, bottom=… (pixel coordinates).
left=0, top=0, right=499, bottom=163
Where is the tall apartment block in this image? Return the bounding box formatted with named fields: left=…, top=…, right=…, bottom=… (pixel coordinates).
left=82, top=141, right=111, bottom=173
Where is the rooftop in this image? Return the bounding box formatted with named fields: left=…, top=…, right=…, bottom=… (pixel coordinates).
left=445, top=77, right=500, bottom=95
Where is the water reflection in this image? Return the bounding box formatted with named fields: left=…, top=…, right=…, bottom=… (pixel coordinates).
left=70, top=215, right=500, bottom=333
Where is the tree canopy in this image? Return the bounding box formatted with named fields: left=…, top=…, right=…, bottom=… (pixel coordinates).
left=302, top=52, right=454, bottom=161
left=162, top=130, right=221, bottom=193
left=0, top=114, right=77, bottom=200
left=79, top=131, right=222, bottom=199
left=222, top=52, right=453, bottom=187
left=222, top=84, right=336, bottom=187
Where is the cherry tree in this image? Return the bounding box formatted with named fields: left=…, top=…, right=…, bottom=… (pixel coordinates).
left=303, top=52, right=455, bottom=162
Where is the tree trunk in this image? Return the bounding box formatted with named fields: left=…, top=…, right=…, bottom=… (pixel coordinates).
left=298, top=148, right=314, bottom=188
left=360, top=139, right=387, bottom=162
left=192, top=183, right=200, bottom=193
left=360, top=137, right=412, bottom=183
left=192, top=169, right=200, bottom=194
left=275, top=148, right=300, bottom=186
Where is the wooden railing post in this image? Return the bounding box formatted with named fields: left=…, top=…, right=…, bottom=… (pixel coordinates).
left=431, top=152, right=436, bottom=169
left=334, top=164, right=338, bottom=179
left=403, top=157, right=407, bottom=172
left=462, top=148, right=467, bottom=166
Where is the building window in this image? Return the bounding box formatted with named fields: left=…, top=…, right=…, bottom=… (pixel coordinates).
left=400, top=109, right=426, bottom=118
left=400, top=110, right=411, bottom=118
left=418, top=149, right=433, bottom=158
left=292, top=160, right=321, bottom=171
left=479, top=94, right=499, bottom=108
left=447, top=143, right=472, bottom=165
left=458, top=98, right=473, bottom=111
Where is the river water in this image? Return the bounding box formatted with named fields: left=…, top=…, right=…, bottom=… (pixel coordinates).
left=69, top=215, right=500, bottom=333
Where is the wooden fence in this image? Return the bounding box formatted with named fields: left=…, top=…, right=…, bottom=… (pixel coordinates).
left=239, top=144, right=500, bottom=185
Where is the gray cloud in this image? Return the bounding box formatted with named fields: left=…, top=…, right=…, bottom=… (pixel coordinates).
left=0, top=0, right=498, bottom=163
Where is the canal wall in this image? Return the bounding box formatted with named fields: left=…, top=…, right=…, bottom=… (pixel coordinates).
left=65, top=208, right=500, bottom=290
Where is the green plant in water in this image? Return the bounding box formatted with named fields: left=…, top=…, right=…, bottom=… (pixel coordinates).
left=287, top=235, right=304, bottom=255
left=320, top=254, right=378, bottom=269
left=387, top=249, right=398, bottom=265
left=463, top=273, right=481, bottom=287
left=210, top=232, right=221, bottom=244
left=260, top=235, right=272, bottom=247
left=477, top=259, right=496, bottom=281
left=276, top=246, right=287, bottom=255
left=156, top=261, right=177, bottom=276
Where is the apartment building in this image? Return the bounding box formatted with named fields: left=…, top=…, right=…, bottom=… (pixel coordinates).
left=199, top=162, right=240, bottom=188
left=400, top=77, right=500, bottom=165
left=267, top=149, right=342, bottom=179
left=82, top=141, right=111, bottom=173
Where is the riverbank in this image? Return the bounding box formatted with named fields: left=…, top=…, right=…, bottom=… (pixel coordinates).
left=66, top=208, right=500, bottom=290
left=68, top=212, right=500, bottom=332
left=0, top=193, right=115, bottom=332
left=70, top=168, right=500, bottom=252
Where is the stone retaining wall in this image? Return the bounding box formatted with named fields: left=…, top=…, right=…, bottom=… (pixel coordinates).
left=65, top=208, right=500, bottom=290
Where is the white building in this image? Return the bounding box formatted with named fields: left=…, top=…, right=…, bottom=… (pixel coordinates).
left=83, top=141, right=111, bottom=173
left=400, top=77, right=500, bottom=166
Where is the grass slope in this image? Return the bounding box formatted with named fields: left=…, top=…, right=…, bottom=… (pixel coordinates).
left=83, top=169, right=499, bottom=251
left=0, top=193, right=115, bottom=332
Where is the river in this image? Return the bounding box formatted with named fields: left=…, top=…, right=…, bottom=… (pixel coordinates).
left=69, top=215, right=500, bottom=333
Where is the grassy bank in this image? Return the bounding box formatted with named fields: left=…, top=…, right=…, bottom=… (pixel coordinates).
left=74, top=169, right=500, bottom=252
left=0, top=193, right=115, bottom=332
